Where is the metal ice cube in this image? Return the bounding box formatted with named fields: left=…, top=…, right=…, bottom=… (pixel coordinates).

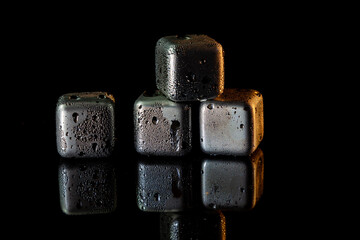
left=55, top=92, right=115, bottom=158
left=155, top=34, right=224, bottom=102
left=134, top=90, right=192, bottom=156
left=200, top=89, right=264, bottom=156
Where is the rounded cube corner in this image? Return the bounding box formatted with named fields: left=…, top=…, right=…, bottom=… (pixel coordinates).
left=199, top=141, right=210, bottom=155
left=55, top=101, right=67, bottom=113
left=57, top=148, right=68, bottom=158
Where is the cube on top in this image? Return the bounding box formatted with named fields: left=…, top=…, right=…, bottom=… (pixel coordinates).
left=200, top=89, right=264, bottom=156
left=56, top=92, right=115, bottom=158
left=155, top=34, right=225, bottom=102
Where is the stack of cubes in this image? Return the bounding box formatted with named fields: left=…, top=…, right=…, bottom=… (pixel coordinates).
left=134, top=34, right=264, bottom=217
left=56, top=92, right=117, bottom=215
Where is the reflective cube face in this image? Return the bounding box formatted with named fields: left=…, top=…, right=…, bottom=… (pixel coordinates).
left=136, top=158, right=193, bottom=212
left=56, top=92, right=115, bottom=158
left=58, top=159, right=117, bottom=215
left=200, top=89, right=264, bottom=156
left=201, top=148, right=264, bottom=211
left=155, top=34, right=224, bottom=102
left=134, top=90, right=192, bottom=156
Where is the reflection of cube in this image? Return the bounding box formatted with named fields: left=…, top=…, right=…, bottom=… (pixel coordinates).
left=136, top=158, right=192, bottom=212
left=134, top=90, right=192, bottom=156
left=58, top=159, right=117, bottom=215
left=155, top=34, right=224, bottom=102
left=56, top=92, right=115, bottom=158
left=201, top=148, right=264, bottom=211
left=160, top=211, right=225, bottom=239
left=200, top=89, right=264, bottom=156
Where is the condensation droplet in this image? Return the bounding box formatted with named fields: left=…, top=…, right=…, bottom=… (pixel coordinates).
left=152, top=116, right=158, bottom=125
left=185, top=72, right=196, bottom=82
left=76, top=200, right=83, bottom=209
left=72, top=112, right=79, bottom=123
left=92, top=143, right=98, bottom=152
left=69, top=95, right=79, bottom=100
left=154, top=193, right=161, bottom=201
left=199, top=59, right=207, bottom=64
left=209, top=203, right=217, bottom=209
left=171, top=120, right=180, bottom=131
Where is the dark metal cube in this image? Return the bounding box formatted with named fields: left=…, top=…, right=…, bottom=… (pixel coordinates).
left=56, top=92, right=115, bottom=158
left=155, top=34, right=224, bottom=102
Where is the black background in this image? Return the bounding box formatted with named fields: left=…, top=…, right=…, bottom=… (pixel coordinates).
left=7, top=5, right=320, bottom=239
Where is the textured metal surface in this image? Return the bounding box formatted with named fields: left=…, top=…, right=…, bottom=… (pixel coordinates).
left=155, top=34, right=224, bottom=102
left=160, top=212, right=224, bottom=240
left=136, top=157, right=193, bottom=212
left=134, top=90, right=192, bottom=156
left=200, top=88, right=264, bottom=156
left=58, top=159, right=117, bottom=215
left=56, top=92, right=115, bottom=158
left=201, top=148, right=264, bottom=211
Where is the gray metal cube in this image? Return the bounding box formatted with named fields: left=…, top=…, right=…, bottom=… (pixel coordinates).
left=155, top=34, right=224, bottom=102
left=136, top=157, right=193, bottom=212
left=58, top=159, right=117, bottom=215
left=134, top=90, right=192, bottom=156
left=201, top=148, right=264, bottom=211
left=200, top=88, right=264, bottom=156
left=56, top=92, right=115, bottom=158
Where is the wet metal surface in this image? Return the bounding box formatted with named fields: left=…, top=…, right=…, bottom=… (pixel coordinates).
left=155, top=34, right=224, bottom=102
left=200, top=89, right=264, bottom=156
left=56, top=92, right=115, bottom=158
left=134, top=90, right=192, bottom=156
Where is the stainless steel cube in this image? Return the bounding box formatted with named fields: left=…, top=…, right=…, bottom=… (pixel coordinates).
left=56, top=92, right=115, bottom=158
left=58, top=159, right=117, bottom=215
left=134, top=90, right=192, bottom=156
left=200, top=89, right=264, bottom=156
left=155, top=34, right=225, bottom=102
left=136, top=157, right=193, bottom=212
left=201, top=148, right=264, bottom=211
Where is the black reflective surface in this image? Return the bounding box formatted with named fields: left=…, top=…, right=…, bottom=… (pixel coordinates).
left=54, top=150, right=265, bottom=239
left=160, top=211, right=226, bottom=239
